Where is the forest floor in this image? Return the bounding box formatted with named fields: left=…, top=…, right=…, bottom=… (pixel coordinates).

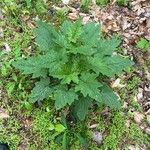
left=0, top=0, right=150, bottom=150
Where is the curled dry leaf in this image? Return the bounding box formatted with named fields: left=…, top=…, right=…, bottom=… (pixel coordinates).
left=0, top=109, right=10, bottom=119
left=0, top=10, right=3, bottom=20
left=68, top=12, right=78, bottom=20
left=4, top=43, right=11, bottom=52
left=133, top=111, right=145, bottom=124
left=62, top=0, right=70, bottom=5
left=82, top=16, right=90, bottom=24
left=137, top=88, right=143, bottom=101
left=125, top=119, right=130, bottom=128
left=89, top=124, right=98, bottom=129
left=0, top=28, right=3, bottom=38
left=122, top=102, right=128, bottom=109
left=127, top=145, right=141, bottom=150
left=111, top=78, right=126, bottom=88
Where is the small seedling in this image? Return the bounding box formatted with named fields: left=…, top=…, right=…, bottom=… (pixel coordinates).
left=96, top=0, right=109, bottom=6
left=116, top=0, right=128, bottom=6
left=136, top=38, right=150, bottom=52
left=81, top=0, right=90, bottom=12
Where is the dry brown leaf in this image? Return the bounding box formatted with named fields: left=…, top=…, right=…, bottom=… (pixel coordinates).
left=0, top=109, right=10, bottom=119
left=111, top=78, right=126, bottom=88
left=133, top=111, right=145, bottom=124
left=68, top=13, right=78, bottom=20
left=62, top=0, right=70, bottom=5
left=4, top=43, right=11, bottom=52
left=0, top=10, right=3, bottom=20
left=82, top=16, right=90, bottom=24
left=89, top=124, right=98, bottom=129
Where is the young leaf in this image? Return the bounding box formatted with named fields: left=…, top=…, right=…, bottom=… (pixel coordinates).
left=55, top=124, right=66, bottom=133
left=54, top=87, right=78, bottom=110
left=136, top=38, right=150, bottom=51
left=29, top=78, right=53, bottom=103
left=67, top=20, right=82, bottom=43
left=89, top=55, right=133, bottom=77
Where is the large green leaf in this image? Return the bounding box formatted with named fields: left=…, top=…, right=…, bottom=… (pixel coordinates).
left=54, top=87, right=78, bottom=110
left=34, top=21, right=58, bottom=52
left=75, top=73, right=102, bottom=101
left=12, top=51, right=68, bottom=78
left=29, top=78, right=53, bottom=103
left=89, top=55, right=133, bottom=77
left=12, top=56, right=48, bottom=78
left=99, top=84, right=121, bottom=109
left=73, top=97, right=92, bottom=121
left=60, top=20, right=72, bottom=36
left=96, top=37, right=121, bottom=56
left=81, top=22, right=101, bottom=45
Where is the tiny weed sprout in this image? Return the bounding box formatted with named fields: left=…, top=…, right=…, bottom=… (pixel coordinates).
left=12, top=20, right=133, bottom=120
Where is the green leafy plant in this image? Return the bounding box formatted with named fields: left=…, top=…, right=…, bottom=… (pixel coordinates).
left=96, top=0, right=109, bottom=6
left=116, top=0, right=128, bottom=6
left=81, top=0, right=90, bottom=12
left=12, top=20, right=133, bottom=120
left=136, top=38, right=150, bottom=52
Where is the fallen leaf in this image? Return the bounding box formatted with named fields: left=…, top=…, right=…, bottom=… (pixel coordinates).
left=82, top=16, right=90, bottom=24
left=68, top=12, right=78, bottom=20
left=127, top=145, right=141, bottom=150
left=0, top=109, right=10, bottom=119
left=4, top=43, right=11, bottom=52
left=111, top=78, right=126, bottom=88
left=133, top=111, right=144, bottom=124
left=89, top=124, right=98, bottom=129
left=0, top=10, right=3, bottom=20
left=62, top=0, right=70, bottom=5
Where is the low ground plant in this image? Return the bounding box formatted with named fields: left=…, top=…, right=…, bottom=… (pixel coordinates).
left=12, top=20, right=133, bottom=121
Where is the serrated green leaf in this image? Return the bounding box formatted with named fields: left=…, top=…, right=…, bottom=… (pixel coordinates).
left=96, top=37, right=121, bottom=56
left=67, top=20, right=82, bottom=43
left=62, top=132, right=68, bottom=150
left=89, top=55, right=133, bottom=77
left=73, top=97, right=92, bottom=121
left=12, top=51, right=68, bottom=78
left=34, top=21, right=58, bottom=52
left=54, top=87, right=78, bottom=110
left=81, top=22, right=100, bottom=45
left=12, top=57, right=48, bottom=78
left=55, top=61, right=79, bottom=84
left=99, top=84, right=121, bottom=109
left=60, top=72, right=79, bottom=84
left=29, top=78, right=53, bottom=103
left=60, top=20, right=72, bottom=36
left=76, top=45, right=97, bottom=56
left=75, top=73, right=102, bottom=100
